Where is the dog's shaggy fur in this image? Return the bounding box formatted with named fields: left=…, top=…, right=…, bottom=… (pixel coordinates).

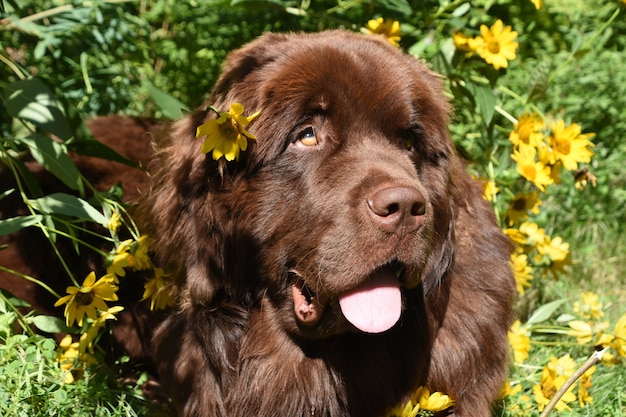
left=142, top=31, right=516, bottom=417
left=0, top=31, right=516, bottom=417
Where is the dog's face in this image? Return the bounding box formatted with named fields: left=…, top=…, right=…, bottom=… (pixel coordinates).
left=152, top=31, right=456, bottom=340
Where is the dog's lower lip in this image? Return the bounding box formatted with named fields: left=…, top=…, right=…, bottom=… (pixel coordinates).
left=291, top=275, right=326, bottom=327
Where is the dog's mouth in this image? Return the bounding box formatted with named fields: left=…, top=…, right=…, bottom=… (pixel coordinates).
left=290, top=262, right=406, bottom=334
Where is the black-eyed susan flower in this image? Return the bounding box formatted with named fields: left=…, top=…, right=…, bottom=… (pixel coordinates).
left=533, top=355, right=577, bottom=412
left=107, top=210, right=122, bottom=233
left=78, top=305, right=124, bottom=353
left=578, top=366, right=595, bottom=407
left=54, top=272, right=119, bottom=327
left=387, top=386, right=454, bottom=417
left=531, top=0, right=543, bottom=9
left=546, top=120, right=595, bottom=171
left=506, top=191, right=541, bottom=226
left=56, top=334, right=96, bottom=384
left=472, top=20, right=519, bottom=70
left=141, top=268, right=177, bottom=311
left=365, top=18, right=401, bottom=47
left=197, top=103, right=261, bottom=161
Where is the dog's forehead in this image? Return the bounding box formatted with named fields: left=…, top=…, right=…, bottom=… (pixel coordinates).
left=256, top=37, right=426, bottom=122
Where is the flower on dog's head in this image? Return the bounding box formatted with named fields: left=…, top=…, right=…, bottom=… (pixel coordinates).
left=196, top=103, right=261, bottom=161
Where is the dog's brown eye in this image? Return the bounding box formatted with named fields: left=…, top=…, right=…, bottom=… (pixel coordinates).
left=298, top=127, right=318, bottom=147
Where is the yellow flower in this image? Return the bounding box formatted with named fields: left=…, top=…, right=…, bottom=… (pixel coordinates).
left=504, top=227, right=527, bottom=250
left=56, top=335, right=96, bottom=384
left=511, top=145, right=553, bottom=191
left=474, top=176, right=499, bottom=202
left=511, top=253, right=533, bottom=295
left=509, top=112, right=545, bottom=149
left=519, top=221, right=548, bottom=248
left=141, top=268, right=177, bottom=311
left=115, top=235, right=152, bottom=272
left=573, top=292, right=605, bottom=320
left=536, top=235, right=570, bottom=274
left=78, top=306, right=124, bottom=353
left=568, top=320, right=594, bottom=345
left=107, top=210, right=122, bottom=233
left=546, top=120, right=595, bottom=171
left=416, top=386, right=454, bottom=412
left=578, top=366, right=595, bottom=407
left=499, top=379, right=522, bottom=399
left=387, top=387, right=453, bottom=417
left=506, top=191, right=541, bottom=226
left=508, top=320, right=531, bottom=363
left=54, top=272, right=119, bottom=327
left=611, top=313, right=626, bottom=357
left=473, top=20, right=519, bottom=70
left=453, top=32, right=474, bottom=52
left=533, top=355, right=577, bottom=411
left=365, top=18, right=401, bottom=47
left=197, top=103, right=261, bottom=161
left=531, top=0, right=543, bottom=9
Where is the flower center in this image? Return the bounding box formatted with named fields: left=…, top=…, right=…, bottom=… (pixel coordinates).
left=487, top=40, right=500, bottom=54
left=218, top=120, right=239, bottom=141
left=512, top=197, right=527, bottom=211
left=75, top=291, right=95, bottom=306
left=555, top=139, right=570, bottom=155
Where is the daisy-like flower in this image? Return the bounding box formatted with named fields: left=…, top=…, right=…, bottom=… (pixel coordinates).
left=78, top=306, right=124, bottom=353
left=54, top=272, right=119, bottom=327
left=518, top=221, right=548, bottom=248
left=505, top=227, right=528, bottom=250
left=56, top=335, right=96, bottom=384
left=531, top=0, right=543, bottom=9
left=508, top=320, right=531, bottom=363
left=511, top=145, right=553, bottom=191
left=573, top=292, right=605, bottom=320
left=473, top=20, right=519, bottom=70
left=509, top=112, right=545, bottom=149
left=536, top=235, right=570, bottom=274
left=417, top=386, right=454, bottom=412
left=546, top=120, right=595, bottom=171
left=506, top=191, right=541, bottom=226
left=387, top=386, right=454, bottom=417
left=578, top=366, right=595, bottom=407
left=533, top=355, right=577, bottom=412
left=107, top=210, right=122, bottom=233
left=611, top=313, right=626, bottom=357
left=453, top=32, right=474, bottom=52
left=511, top=253, right=533, bottom=295
left=197, top=103, right=261, bottom=161
left=365, top=18, right=401, bottom=47
left=141, top=268, right=177, bottom=311
left=113, top=235, right=152, bottom=273
left=568, top=320, right=594, bottom=345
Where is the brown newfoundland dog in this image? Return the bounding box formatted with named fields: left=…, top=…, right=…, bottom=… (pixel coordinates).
left=0, top=30, right=516, bottom=417
left=141, top=31, right=516, bottom=417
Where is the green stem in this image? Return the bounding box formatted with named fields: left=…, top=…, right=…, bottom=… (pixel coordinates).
left=0, top=289, right=36, bottom=337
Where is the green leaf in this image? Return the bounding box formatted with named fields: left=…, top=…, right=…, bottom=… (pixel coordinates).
left=145, top=80, right=188, bottom=120
left=527, top=299, right=567, bottom=325
left=0, top=188, right=15, bottom=201
left=68, top=140, right=139, bottom=168
left=466, top=82, right=497, bottom=126
left=29, top=315, right=74, bottom=334
left=4, top=78, right=73, bottom=141
left=526, top=60, right=551, bottom=103
left=18, top=134, right=83, bottom=192
left=30, top=193, right=107, bottom=226
left=0, top=215, right=44, bottom=236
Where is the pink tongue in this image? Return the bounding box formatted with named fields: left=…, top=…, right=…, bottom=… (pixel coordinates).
left=338, top=270, right=402, bottom=333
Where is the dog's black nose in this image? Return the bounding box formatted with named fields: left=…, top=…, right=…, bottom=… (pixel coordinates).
left=367, top=186, right=426, bottom=234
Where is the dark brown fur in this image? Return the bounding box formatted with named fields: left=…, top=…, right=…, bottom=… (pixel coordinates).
left=0, top=31, right=515, bottom=417
left=142, top=31, right=516, bottom=417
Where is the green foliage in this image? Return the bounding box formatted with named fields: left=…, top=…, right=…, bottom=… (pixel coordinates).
left=0, top=290, right=150, bottom=417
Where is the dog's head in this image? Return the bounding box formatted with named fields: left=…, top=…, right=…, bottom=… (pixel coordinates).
left=148, top=31, right=458, bottom=340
